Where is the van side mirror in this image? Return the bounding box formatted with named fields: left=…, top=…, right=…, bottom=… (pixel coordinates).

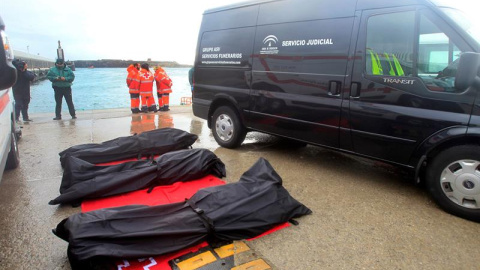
left=455, top=52, right=480, bottom=91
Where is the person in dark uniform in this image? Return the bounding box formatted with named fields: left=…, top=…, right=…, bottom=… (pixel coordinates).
left=47, top=59, right=76, bottom=120
left=188, top=67, right=194, bottom=91
left=12, top=60, right=35, bottom=122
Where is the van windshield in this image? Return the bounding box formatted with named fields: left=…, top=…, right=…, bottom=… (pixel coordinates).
left=432, top=0, right=480, bottom=45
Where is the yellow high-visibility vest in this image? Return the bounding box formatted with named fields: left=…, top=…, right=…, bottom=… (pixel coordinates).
left=368, top=49, right=383, bottom=75
left=368, top=50, right=405, bottom=77
left=384, top=53, right=405, bottom=76
left=383, top=53, right=396, bottom=76
left=392, top=54, right=405, bottom=76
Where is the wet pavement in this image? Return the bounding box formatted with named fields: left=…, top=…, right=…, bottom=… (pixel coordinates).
left=0, top=106, right=479, bottom=270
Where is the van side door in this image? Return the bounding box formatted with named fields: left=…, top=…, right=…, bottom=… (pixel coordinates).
left=349, top=7, right=475, bottom=165
left=248, top=1, right=356, bottom=148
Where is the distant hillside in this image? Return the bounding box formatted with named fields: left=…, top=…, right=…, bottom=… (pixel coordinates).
left=74, top=59, right=192, bottom=68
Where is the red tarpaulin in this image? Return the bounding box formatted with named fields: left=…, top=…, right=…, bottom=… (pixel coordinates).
left=80, top=174, right=290, bottom=270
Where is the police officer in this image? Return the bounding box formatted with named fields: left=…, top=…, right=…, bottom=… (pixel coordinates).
left=12, top=60, right=35, bottom=123
left=47, top=59, right=76, bottom=120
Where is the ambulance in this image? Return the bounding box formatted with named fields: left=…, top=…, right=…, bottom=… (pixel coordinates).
left=192, top=0, right=480, bottom=221
left=0, top=15, right=20, bottom=181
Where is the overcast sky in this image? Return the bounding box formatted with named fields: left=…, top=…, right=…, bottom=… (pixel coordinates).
left=2, top=0, right=243, bottom=65
left=3, top=0, right=479, bottom=65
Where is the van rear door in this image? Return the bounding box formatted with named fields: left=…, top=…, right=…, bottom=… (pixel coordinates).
left=349, top=7, right=476, bottom=165
left=193, top=5, right=258, bottom=122
left=248, top=0, right=356, bottom=148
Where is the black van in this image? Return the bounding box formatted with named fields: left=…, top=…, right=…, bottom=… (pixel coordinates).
left=192, top=0, right=480, bottom=222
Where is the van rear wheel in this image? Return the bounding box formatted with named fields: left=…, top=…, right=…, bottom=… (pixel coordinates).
left=212, top=106, right=246, bottom=148
left=426, top=145, right=480, bottom=222
left=5, top=131, right=20, bottom=170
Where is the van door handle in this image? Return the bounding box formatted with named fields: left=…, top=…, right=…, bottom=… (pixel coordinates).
left=350, top=82, right=361, bottom=98
left=328, top=81, right=341, bottom=96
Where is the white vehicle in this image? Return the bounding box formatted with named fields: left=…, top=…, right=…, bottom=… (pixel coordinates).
left=0, top=15, right=20, bottom=181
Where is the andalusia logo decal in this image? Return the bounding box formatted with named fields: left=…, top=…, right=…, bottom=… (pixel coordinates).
left=263, top=35, right=278, bottom=47
left=260, top=35, right=279, bottom=54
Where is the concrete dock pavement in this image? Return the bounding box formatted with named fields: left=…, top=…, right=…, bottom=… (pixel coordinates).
left=0, top=106, right=479, bottom=269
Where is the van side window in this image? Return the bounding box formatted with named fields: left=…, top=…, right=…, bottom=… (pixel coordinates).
left=366, top=11, right=415, bottom=77
left=417, top=14, right=462, bottom=93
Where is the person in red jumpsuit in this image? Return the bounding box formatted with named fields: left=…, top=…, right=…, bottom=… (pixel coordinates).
left=154, top=66, right=173, bottom=111
left=138, top=63, right=157, bottom=113
left=126, top=63, right=140, bottom=113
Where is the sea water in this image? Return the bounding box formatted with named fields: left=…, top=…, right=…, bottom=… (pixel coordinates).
left=29, top=67, right=192, bottom=113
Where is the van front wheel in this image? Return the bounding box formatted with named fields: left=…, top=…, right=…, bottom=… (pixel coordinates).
left=426, top=145, right=480, bottom=222
left=212, top=106, right=246, bottom=148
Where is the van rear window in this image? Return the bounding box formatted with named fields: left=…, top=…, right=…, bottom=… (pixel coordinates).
left=197, top=27, right=255, bottom=67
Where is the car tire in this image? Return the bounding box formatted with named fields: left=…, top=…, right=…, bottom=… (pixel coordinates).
left=5, top=130, right=20, bottom=170
left=426, top=145, right=480, bottom=222
left=212, top=106, right=246, bottom=148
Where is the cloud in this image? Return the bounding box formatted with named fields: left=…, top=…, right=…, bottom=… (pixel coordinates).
left=3, top=0, right=241, bottom=65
